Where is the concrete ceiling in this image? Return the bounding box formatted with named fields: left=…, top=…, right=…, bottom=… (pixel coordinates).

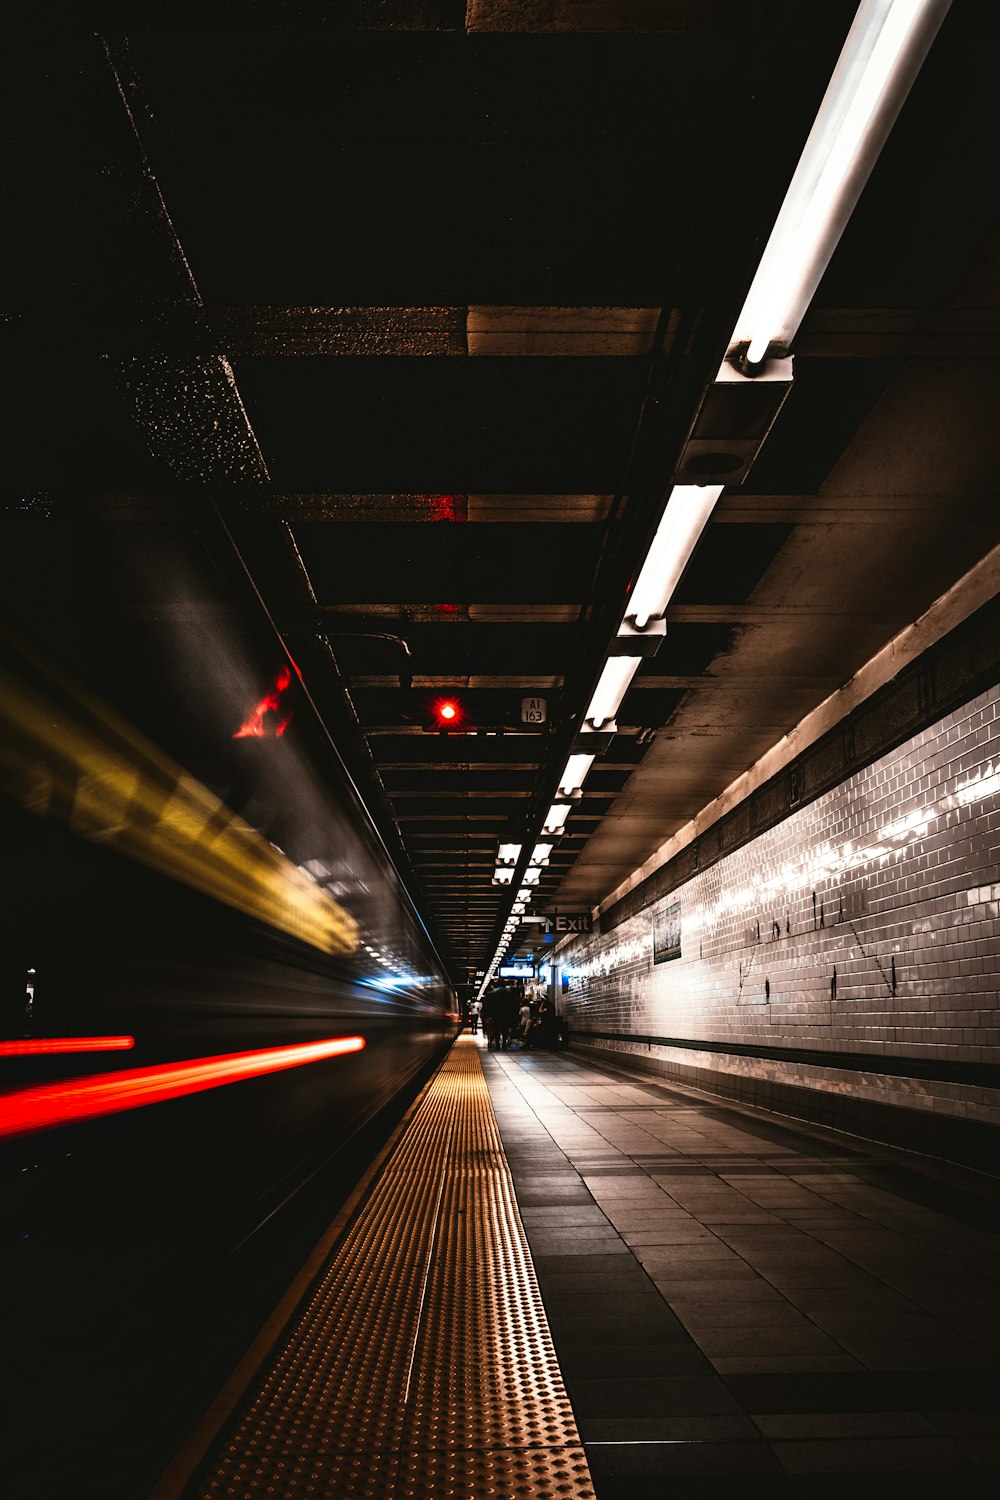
left=5, top=1, right=1000, bottom=989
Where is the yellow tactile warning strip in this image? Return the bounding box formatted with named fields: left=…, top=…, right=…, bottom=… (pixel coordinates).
left=192, top=1036, right=596, bottom=1499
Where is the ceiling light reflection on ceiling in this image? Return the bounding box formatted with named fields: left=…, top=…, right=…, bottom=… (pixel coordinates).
left=731, top=0, right=951, bottom=365
left=627, top=486, right=724, bottom=631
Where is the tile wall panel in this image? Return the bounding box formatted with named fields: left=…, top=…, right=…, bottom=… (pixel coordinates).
left=559, top=687, right=1000, bottom=1141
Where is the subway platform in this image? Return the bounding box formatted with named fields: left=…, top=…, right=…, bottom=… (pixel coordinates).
left=153, top=1034, right=1000, bottom=1499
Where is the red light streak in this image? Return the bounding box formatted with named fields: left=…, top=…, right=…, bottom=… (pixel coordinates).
left=234, top=666, right=294, bottom=739
left=0, top=1035, right=366, bottom=1140
left=0, top=1036, right=135, bottom=1056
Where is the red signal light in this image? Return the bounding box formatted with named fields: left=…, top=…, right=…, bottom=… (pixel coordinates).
left=431, top=696, right=464, bottom=731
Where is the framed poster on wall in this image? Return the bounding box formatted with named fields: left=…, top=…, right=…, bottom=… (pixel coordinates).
left=653, top=899, right=681, bottom=963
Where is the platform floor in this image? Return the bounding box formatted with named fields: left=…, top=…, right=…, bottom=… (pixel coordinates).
left=484, top=1038, right=1000, bottom=1495
left=158, top=1034, right=1000, bottom=1498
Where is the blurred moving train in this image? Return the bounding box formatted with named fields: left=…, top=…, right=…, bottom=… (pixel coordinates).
left=0, top=501, right=458, bottom=1498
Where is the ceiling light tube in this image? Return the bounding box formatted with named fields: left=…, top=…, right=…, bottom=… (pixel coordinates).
left=497, top=842, right=522, bottom=865
left=492, top=866, right=514, bottom=885
left=522, top=867, right=541, bottom=885
left=731, top=0, right=951, bottom=365
left=543, top=803, right=571, bottom=834
left=531, top=843, right=553, bottom=865
left=627, top=485, right=724, bottom=631
left=512, top=902, right=526, bottom=914
left=585, top=654, right=641, bottom=731
left=559, top=753, right=595, bottom=797
left=516, top=888, right=533, bottom=903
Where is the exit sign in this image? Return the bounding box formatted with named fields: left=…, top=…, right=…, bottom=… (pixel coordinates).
left=544, top=912, right=593, bottom=935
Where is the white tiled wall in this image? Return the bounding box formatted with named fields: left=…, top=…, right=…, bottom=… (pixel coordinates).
left=561, top=686, right=1000, bottom=1125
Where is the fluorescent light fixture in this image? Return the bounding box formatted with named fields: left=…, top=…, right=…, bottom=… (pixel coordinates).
left=731, top=0, right=951, bottom=365
left=559, top=753, right=595, bottom=797
left=585, top=654, right=641, bottom=731
left=627, top=485, right=724, bottom=631
left=543, top=803, right=571, bottom=834
left=492, top=866, right=515, bottom=885
left=531, top=842, right=553, bottom=865
left=497, top=842, right=522, bottom=865
left=512, top=902, right=527, bottom=914
left=522, top=867, right=541, bottom=886
left=516, top=888, right=533, bottom=903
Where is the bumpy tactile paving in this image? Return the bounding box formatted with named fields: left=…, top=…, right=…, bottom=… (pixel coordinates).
left=195, top=1036, right=595, bottom=1499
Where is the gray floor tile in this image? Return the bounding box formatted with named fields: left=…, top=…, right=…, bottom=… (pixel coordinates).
left=569, top=1374, right=744, bottom=1417
left=581, top=1414, right=759, bottom=1443
left=837, top=1338, right=998, bottom=1370
left=772, top=1436, right=972, bottom=1472
left=525, top=1231, right=629, bottom=1254
left=668, top=1301, right=813, bottom=1329
left=648, top=1262, right=763, bottom=1284
left=691, top=1327, right=845, bottom=1357
left=561, top=1342, right=713, bottom=1377
left=518, top=1206, right=612, bottom=1225
left=657, top=1277, right=787, bottom=1302
left=711, top=1354, right=864, bottom=1374
left=620, top=1228, right=719, bottom=1245
left=585, top=1439, right=782, bottom=1477
left=532, top=1250, right=635, bottom=1274
left=752, top=1412, right=938, bottom=1439
left=537, top=1270, right=656, bottom=1296
left=927, top=1411, right=1000, bottom=1435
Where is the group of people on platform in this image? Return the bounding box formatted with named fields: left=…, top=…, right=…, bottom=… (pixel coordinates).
left=467, top=979, right=566, bottom=1051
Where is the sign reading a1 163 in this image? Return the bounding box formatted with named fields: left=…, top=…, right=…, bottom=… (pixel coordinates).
left=520, top=696, right=547, bottom=725
left=543, top=912, right=593, bottom=935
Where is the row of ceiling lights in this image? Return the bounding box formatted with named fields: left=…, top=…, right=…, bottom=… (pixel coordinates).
left=475, top=0, right=951, bottom=1000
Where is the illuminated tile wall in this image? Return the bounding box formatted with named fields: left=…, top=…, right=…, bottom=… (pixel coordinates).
left=561, top=686, right=1000, bottom=1131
